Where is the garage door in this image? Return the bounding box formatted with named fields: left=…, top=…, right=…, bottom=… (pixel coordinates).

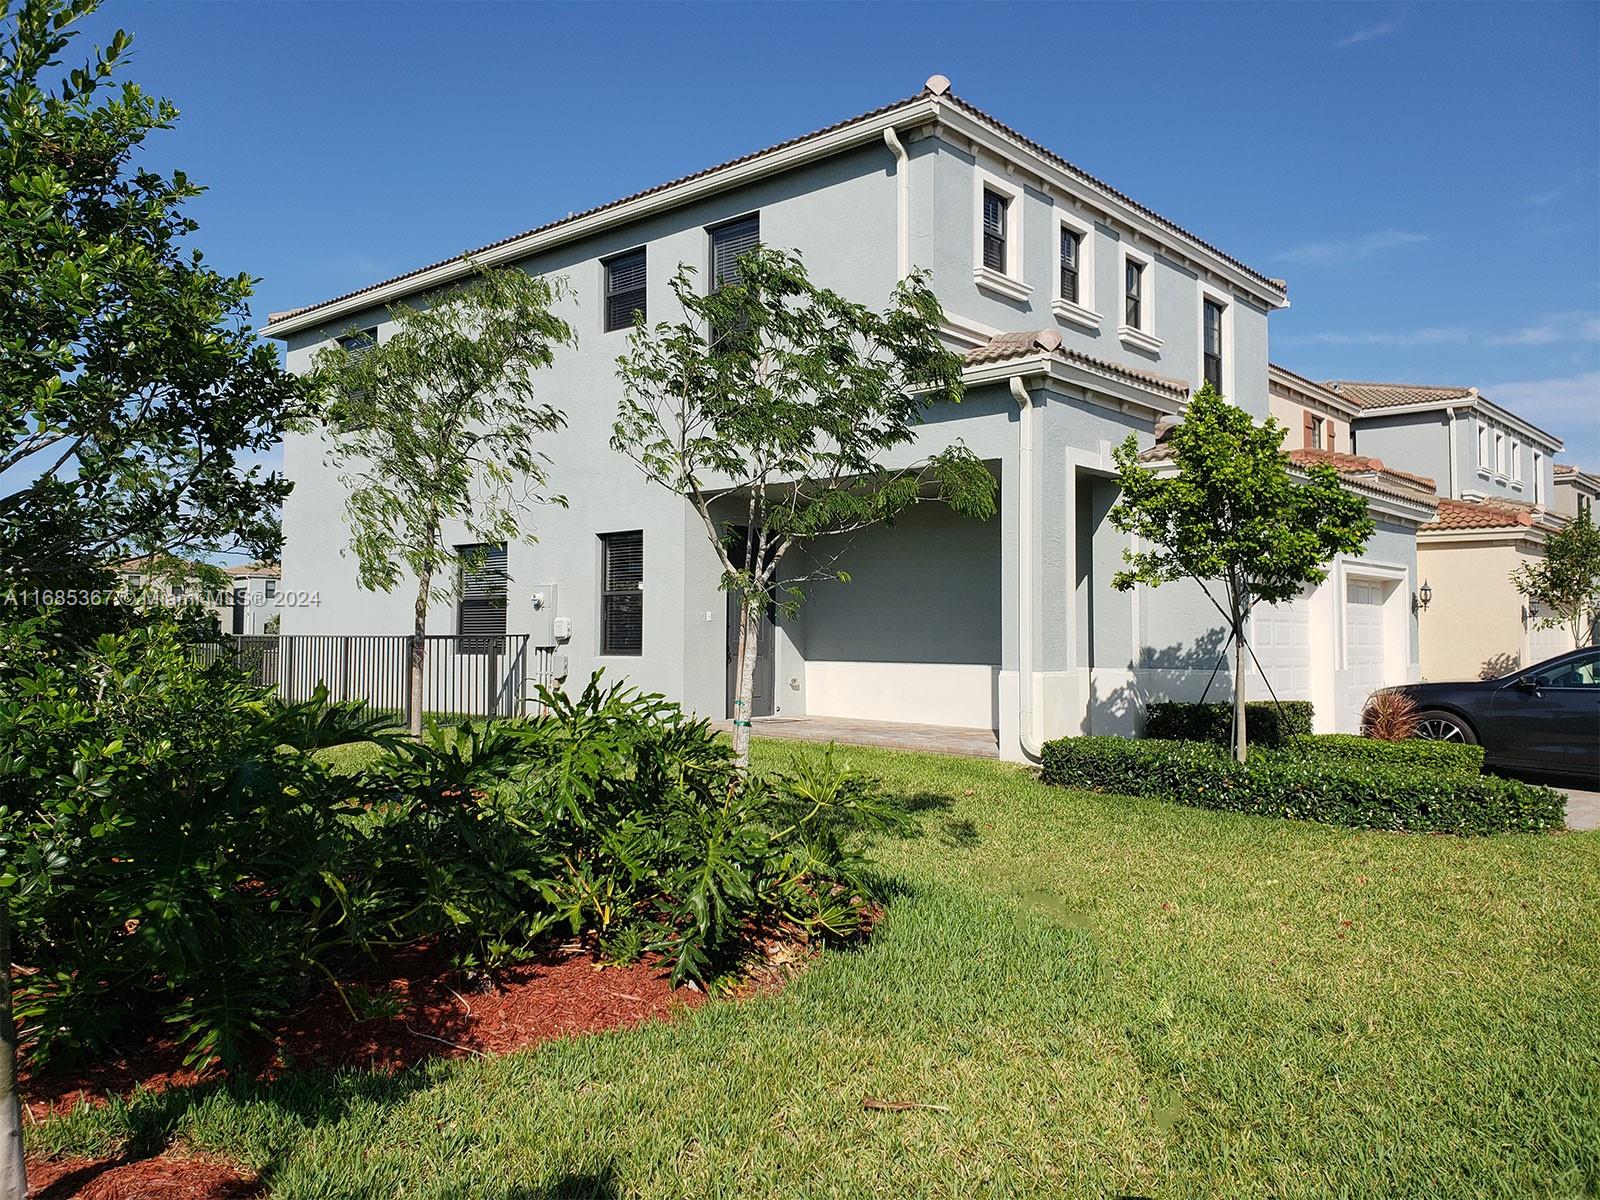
left=1249, top=593, right=1313, bottom=702
left=1339, top=579, right=1390, bottom=732
left=1527, top=621, right=1572, bottom=670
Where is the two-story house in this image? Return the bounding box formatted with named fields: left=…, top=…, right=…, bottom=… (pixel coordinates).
left=1327, top=381, right=1571, bottom=679
left=265, top=76, right=1424, bottom=756
left=1552, top=463, right=1599, bottom=523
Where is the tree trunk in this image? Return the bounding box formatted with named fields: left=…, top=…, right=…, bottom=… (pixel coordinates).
left=408, top=569, right=431, bottom=739
left=730, top=596, right=761, bottom=769
left=0, top=905, right=28, bottom=1200
left=1232, top=618, right=1248, bottom=764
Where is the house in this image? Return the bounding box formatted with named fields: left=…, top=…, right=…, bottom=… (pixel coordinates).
left=114, top=558, right=281, bottom=636
left=1551, top=463, right=1599, bottom=522
left=265, top=76, right=1426, bottom=757
left=1327, top=380, right=1572, bottom=680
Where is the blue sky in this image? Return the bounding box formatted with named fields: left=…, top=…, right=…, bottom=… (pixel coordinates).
left=78, top=0, right=1600, bottom=464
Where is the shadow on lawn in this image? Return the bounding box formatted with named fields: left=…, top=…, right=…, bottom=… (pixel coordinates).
left=505, top=1165, right=622, bottom=1199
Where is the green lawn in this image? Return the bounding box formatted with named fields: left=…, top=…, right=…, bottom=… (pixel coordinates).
left=34, top=742, right=1600, bottom=1198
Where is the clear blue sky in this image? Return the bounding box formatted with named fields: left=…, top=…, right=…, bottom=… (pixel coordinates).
left=80, top=0, right=1600, bottom=464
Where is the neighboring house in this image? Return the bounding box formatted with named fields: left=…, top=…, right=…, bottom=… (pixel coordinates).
left=114, top=558, right=281, bottom=636
left=1324, top=380, right=1570, bottom=681
left=264, top=75, right=1423, bottom=756
left=1551, top=463, right=1599, bottom=522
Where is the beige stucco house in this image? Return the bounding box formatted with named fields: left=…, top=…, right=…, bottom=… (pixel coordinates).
left=1551, top=463, right=1598, bottom=522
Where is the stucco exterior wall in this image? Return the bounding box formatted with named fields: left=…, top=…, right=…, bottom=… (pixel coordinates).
left=1354, top=408, right=1559, bottom=503
left=1269, top=392, right=1352, bottom=454
left=1415, top=537, right=1571, bottom=680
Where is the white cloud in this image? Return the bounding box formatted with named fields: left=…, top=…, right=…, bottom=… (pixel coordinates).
left=1274, top=230, right=1428, bottom=267
left=1487, top=312, right=1600, bottom=347
left=1523, top=188, right=1564, bottom=208
left=1336, top=18, right=1403, bottom=48
left=1278, top=327, right=1468, bottom=348
left=1279, top=312, right=1600, bottom=350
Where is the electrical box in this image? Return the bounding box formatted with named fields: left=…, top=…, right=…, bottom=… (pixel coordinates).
left=552, top=616, right=572, bottom=642
left=550, top=653, right=570, bottom=681
left=527, top=584, right=557, bottom=647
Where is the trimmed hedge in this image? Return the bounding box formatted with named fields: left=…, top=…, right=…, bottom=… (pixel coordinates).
left=1145, top=700, right=1314, bottom=748
left=1039, top=736, right=1563, bottom=835
left=1284, top=734, right=1485, bottom=773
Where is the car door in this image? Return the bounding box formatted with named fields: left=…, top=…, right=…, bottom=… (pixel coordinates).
left=1490, top=649, right=1600, bottom=779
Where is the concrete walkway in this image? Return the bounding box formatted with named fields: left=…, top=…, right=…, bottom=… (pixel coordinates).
left=1564, top=788, right=1600, bottom=832
left=728, top=714, right=1000, bottom=759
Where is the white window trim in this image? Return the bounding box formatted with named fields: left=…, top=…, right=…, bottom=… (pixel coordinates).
left=1051, top=210, right=1098, bottom=331
left=1476, top=420, right=1489, bottom=470
left=973, top=169, right=1031, bottom=301
left=1196, top=282, right=1234, bottom=399
left=1533, top=451, right=1545, bottom=505
left=1118, top=243, right=1162, bottom=351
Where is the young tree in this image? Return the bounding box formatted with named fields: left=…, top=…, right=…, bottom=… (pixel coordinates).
left=311, top=267, right=573, bottom=737
left=0, top=0, right=306, bottom=596
left=613, top=247, right=995, bottom=767
left=1513, top=508, right=1600, bottom=650
left=1108, top=383, right=1374, bottom=762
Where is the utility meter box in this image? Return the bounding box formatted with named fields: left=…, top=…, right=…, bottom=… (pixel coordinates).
left=552, top=616, right=572, bottom=642
left=527, top=584, right=558, bottom=647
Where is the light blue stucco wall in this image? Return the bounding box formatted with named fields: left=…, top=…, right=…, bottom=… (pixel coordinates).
left=1354, top=408, right=1558, bottom=502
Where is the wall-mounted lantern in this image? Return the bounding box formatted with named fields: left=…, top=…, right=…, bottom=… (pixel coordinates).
left=1412, top=580, right=1432, bottom=614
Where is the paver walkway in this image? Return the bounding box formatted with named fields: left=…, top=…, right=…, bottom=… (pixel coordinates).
left=1564, top=788, right=1600, bottom=832
left=726, top=715, right=1000, bottom=758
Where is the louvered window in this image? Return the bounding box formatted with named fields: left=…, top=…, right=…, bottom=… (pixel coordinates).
left=710, top=214, right=760, bottom=290
left=1059, top=228, right=1080, bottom=304
left=604, top=248, right=647, bottom=332
left=600, top=531, right=643, bottom=656
left=1125, top=261, right=1143, bottom=328
left=1203, top=299, right=1224, bottom=392
left=457, top=542, right=508, bottom=650
left=982, top=190, right=1007, bottom=272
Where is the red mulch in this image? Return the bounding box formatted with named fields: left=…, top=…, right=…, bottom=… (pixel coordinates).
left=25, top=1150, right=260, bottom=1199
left=21, top=940, right=706, bottom=1124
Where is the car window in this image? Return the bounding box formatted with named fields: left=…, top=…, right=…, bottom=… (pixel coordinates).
left=1536, top=651, right=1600, bottom=688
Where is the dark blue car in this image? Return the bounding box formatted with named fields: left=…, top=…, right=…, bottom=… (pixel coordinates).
left=1395, top=646, right=1600, bottom=783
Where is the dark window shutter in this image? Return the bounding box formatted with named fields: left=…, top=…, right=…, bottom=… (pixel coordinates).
left=458, top=542, right=508, bottom=647
left=604, top=249, right=647, bottom=331
left=982, top=190, right=1007, bottom=272
left=1327, top=425, right=1336, bottom=453
left=1303, top=411, right=1317, bottom=449
left=1059, top=229, right=1079, bottom=304
left=600, top=531, right=644, bottom=656
left=711, top=215, right=760, bottom=290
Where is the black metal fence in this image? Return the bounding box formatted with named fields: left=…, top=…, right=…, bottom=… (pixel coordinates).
left=193, top=634, right=555, bottom=720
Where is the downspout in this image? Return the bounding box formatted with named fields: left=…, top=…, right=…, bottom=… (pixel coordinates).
left=883, top=127, right=911, bottom=279
left=1011, top=374, right=1042, bottom=761
left=1444, top=405, right=1458, bottom=498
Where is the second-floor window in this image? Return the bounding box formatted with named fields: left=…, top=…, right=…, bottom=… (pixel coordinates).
left=982, top=189, right=1008, bottom=273
left=1125, top=260, right=1144, bottom=329
left=603, top=248, right=646, bottom=332
left=1495, top=431, right=1507, bottom=476
left=1511, top=439, right=1522, bottom=482
left=458, top=542, right=509, bottom=647
left=1059, top=227, right=1080, bottom=304
left=338, top=328, right=377, bottom=359
left=600, top=530, right=644, bottom=656
left=1202, top=299, right=1224, bottom=392
left=710, top=214, right=760, bottom=291
left=1305, top=413, right=1325, bottom=450
left=1534, top=451, right=1545, bottom=504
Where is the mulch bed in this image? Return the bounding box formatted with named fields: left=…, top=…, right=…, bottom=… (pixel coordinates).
left=26, top=1150, right=262, bottom=1200
left=23, top=940, right=706, bottom=1122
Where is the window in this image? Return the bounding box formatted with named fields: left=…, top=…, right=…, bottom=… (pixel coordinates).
left=1535, top=649, right=1600, bottom=688
left=1202, top=299, right=1224, bottom=393
left=457, top=542, right=508, bottom=646
left=1304, top=412, right=1324, bottom=450
left=231, top=589, right=246, bottom=635
left=1495, top=431, right=1507, bottom=476
left=1535, top=451, right=1545, bottom=504
left=1510, top=440, right=1522, bottom=482
left=337, top=328, right=377, bottom=359
left=603, top=248, right=646, bottom=331
left=1125, top=260, right=1144, bottom=329
left=600, top=531, right=643, bottom=656
left=982, top=189, right=1008, bottom=273
left=1057, top=227, right=1081, bottom=305
left=264, top=580, right=277, bottom=602
left=710, top=214, right=760, bottom=291
left=1477, top=422, right=1489, bottom=467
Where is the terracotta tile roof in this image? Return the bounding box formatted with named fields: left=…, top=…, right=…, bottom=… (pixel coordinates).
left=1554, top=463, right=1577, bottom=476
left=1323, top=381, right=1476, bottom=410
left=223, top=563, right=281, bottom=578
left=1420, top=499, right=1555, bottom=534
left=1268, top=363, right=1361, bottom=414
left=963, top=330, right=1189, bottom=401
left=1286, top=448, right=1438, bottom=497
left=268, top=81, right=1282, bottom=330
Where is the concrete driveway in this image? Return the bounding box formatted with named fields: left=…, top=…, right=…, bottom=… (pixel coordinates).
left=1564, top=788, right=1600, bottom=832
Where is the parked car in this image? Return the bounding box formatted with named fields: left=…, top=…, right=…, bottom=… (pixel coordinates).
left=1390, top=647, right=1599, bottom=782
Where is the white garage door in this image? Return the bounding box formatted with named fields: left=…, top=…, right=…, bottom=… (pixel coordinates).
left=1249, top=594, right=1313, bottom=702
left=1339, top=579, right=1390, bottom=732
left=1527, top=621, right=1572, bottom=670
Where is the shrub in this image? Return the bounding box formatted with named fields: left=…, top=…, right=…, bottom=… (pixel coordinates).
left=1285, top=734, right=1484, bottom=773
left=1145, top=700, right=1313, bottom=748
left=1361, top=689, right=1420, bottom=741
left=1039, top=735, right=1562, bottom=836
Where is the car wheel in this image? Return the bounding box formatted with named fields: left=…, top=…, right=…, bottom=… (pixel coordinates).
left=1413, top=710, right=1478, bottom=744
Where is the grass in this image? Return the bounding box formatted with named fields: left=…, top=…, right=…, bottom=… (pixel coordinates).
left=33, top=741, right=1600, bottom=1198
